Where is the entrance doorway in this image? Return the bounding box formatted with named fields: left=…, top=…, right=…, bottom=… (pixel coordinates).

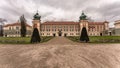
left=59, top=33, right=62, bottom=36
left=64, top=33, right=67, bottom=37
left=53, top=33, right=56, bottom=37
left=109, top=32, right=112, bottom=36
left=100, top=33, right=102, bottom=36
left=58, top=31, right=62, bottom=36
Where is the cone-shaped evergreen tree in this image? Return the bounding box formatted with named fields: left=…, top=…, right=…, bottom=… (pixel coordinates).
left=80, top=27, right=89, bottom=42
left=30, top=28, right=41, bottom=43
left=20, top=15, right=26, bottom=37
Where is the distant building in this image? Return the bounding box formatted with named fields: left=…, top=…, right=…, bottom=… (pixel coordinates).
left=3, top=21, right=32, bottom=37
left=114, top=20, right=120, bottom=29
left=108, top=20, right=120, bottom=36
left=32, top=12, right=109, bottom=36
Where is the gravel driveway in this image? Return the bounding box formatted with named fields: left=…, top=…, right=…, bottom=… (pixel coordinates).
left=0, top=37, right=120, bottom=68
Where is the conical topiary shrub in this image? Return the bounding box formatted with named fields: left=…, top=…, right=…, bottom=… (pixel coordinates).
left=30, top=28, right=41, bottom=43
left=80, top=27, right=89, bottom=42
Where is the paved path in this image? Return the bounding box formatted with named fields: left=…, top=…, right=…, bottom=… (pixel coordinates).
left=0, top=37, right=120, bottom=68
left=42, top=37, right=80, bottom=45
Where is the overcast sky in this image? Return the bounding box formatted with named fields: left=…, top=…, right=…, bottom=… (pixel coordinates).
left=0, top=0, right=120, bottom=27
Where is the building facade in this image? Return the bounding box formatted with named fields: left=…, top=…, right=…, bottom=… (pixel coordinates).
left=32, top=12, right=109, bottom=36
left=3, top=22, right=32, bottom=37
left=3, top=12, right=110, bottom=37
left=107, top=20, right=120, bottom=36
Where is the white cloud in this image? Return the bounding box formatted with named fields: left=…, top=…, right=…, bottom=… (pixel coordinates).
left=0, top=0, right=120, bottom=27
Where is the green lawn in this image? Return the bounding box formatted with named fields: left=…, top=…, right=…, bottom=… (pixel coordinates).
left=0, top=36, right=54, bottom=44
left=66, top=36, right=120, bottom=43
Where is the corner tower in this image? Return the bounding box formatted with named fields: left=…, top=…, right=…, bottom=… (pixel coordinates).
left=79, top=12, right=89, bottom=32
left=104, top=21, right=109, bottom=30
left=32, top=11, right=41, bottom=32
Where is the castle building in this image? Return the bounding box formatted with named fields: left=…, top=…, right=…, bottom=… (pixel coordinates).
left=2, top=12, right=109, bottom=37
left=112, top=20, right=120, bottom=36
left=3, top=22, right=32, bottom=37
left=32, top=12, right=109, bottom=36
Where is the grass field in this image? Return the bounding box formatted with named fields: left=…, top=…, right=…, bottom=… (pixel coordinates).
left=66, top=36, right=120, bottom=43
left=0, top=36, right=54, bottom=44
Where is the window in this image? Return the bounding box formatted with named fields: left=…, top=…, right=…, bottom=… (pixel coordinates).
left=9, top=27, right=11, bottom=30
left=70, top=33, right=73, bottom=35
left=43, top=29, right=45, bottom=32
left=90, top=33, right=92, bottom=36
left=16, top=31, right=17, bottom=34
left=18, top=32, right=20, bottom=34
left=66, top=29, right=68, bottom=31
left=47, top=33, right=50, bottom=35
left=49, top=29, right=50, bottom=31
left=72, top=29, right=74, bottom=31
left=16, top=27, right=19, bottom=30
left=76, top=33, right=79, bottom=35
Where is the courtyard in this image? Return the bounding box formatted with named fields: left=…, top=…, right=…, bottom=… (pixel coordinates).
left=0, top=37, right=120, bottom=68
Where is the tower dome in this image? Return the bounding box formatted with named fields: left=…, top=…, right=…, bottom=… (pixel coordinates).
left=33, top=11, right=41, bottom=20
left=79, top=12, right=87, bottom=20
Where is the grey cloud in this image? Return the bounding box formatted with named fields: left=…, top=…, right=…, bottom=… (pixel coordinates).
left=0, top=0, right=120, bottom=27
left=0, top=0, right=58, bottom=23
left=0, top=0, right=33, bottom=23
left=98, top=2, right=120, bottom=18
left=84, top=2, right=120, bottom=27
left=32, top=0, right=98, bottom=10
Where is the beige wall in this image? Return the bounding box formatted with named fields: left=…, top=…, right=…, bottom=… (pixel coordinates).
left=88, top=24, right=105, bottom=36
left=40, top=22, right=107, bottom=36
left=115, top=20, right=120, bottom=29
left=3, top=25, right=32, bottom=37
left=31, top=19, right=109, bottom=36
left=40, top=24, right=80, bottom=36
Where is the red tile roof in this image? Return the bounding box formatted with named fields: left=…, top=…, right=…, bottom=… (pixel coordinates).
left=41, top=21, right=107, bottom=25
left=41, top=21, right=79, bottom=25
left=4, top=22, right=32, bottom=27
left=114, top=20, right=120, bottom=25
left=115, top=20, right=120, bottom=22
